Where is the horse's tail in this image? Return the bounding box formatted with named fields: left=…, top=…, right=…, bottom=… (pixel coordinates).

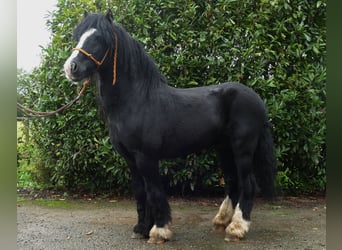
left=254, top=121, right=277, bottom=199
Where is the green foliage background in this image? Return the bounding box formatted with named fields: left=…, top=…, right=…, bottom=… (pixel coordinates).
left=17, top=0, right=326, bottom=195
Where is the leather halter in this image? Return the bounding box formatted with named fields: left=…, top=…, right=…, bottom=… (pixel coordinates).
left=72, top=32, right=118, bottom=85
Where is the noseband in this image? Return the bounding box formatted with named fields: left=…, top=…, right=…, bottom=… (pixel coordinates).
left=72, top=32, right=118, bottom=85
left=72, top=47, right=110, bottom=68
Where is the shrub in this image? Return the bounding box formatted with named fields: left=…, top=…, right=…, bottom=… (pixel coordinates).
left=18, top=0, right=326, bottom=194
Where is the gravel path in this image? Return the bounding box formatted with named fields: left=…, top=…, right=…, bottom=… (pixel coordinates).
left=17, top=196, right=326, bottom=250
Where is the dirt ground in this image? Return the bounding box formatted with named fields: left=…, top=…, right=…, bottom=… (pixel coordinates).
left=17, top=196, right=326, bottom=250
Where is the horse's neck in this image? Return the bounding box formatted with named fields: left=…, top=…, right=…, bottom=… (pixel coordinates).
left=97, top=36, right=169, bottom=114
left=97, top=73, right=145, bottom=112
left=97, top=69, right=171, bottom=119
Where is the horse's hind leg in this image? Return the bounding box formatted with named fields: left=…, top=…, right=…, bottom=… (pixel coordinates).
left=135, top=154, right=172, bottom=244
left=213, top=146, right=239, bottom=231
left=224, top=136, right=258, bottom=242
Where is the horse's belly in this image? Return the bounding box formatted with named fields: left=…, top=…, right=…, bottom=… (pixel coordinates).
left=160, top=127, right=220, bottom=158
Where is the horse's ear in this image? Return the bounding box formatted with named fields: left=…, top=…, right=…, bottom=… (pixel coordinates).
left=84, top=11, right=89, bottom=17
left=105, top=9, right=113, bottom=22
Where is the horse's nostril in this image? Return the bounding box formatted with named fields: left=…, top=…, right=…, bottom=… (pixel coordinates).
left=71, top=62, right=78, bottom=73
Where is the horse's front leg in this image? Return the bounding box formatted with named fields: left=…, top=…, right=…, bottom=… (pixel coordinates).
left=130, top=166, right=152, bottom=238
left=136, top=154, right=172, bottom=244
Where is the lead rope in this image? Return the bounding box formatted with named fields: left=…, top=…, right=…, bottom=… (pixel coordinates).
left=17, top=30, right=119, bottom=117
left=17, top=79, right=90, bottom=118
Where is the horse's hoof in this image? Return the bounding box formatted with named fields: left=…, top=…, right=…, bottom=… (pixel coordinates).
left=147, top=236, right=167, bottom=244
left=224, top=234, right=240, bottom=242
left=148, top=224, right=172, bottom=244
left=131, top=232, right=145, bottom=239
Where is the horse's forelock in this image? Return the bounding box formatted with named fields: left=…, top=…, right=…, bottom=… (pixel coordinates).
left=73, top=13, right=115, bottom=50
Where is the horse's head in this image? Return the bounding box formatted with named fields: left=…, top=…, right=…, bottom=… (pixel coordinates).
left=64, top=10, right=114, bottom=82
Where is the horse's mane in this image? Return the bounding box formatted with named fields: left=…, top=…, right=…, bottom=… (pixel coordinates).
left=74, top=13, right=167, bottom=88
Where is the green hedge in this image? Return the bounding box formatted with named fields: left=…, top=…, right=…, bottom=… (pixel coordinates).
left=17, top=0, right=326, bottom=195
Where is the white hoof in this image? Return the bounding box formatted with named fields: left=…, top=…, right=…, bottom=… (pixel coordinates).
left=213, top=196, right=234, bottom=230
left=147, top=224, right=172, bottom=244
left=225, top=204, right=251, bottom=239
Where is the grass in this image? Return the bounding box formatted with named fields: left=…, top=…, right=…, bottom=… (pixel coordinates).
left=17, top=198, right=74, bottom=209
left=17, top=121, right=41, bottom=189
left=17, top=195, right=135, bottom=210
left=34, top=199, right=73, bottom=208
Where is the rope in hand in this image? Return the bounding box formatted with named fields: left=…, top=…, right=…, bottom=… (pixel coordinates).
left=17, top=79, right=90, bottom=118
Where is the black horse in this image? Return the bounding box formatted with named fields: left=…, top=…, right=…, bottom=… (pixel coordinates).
left=64, top=10, right=276, bottom=244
